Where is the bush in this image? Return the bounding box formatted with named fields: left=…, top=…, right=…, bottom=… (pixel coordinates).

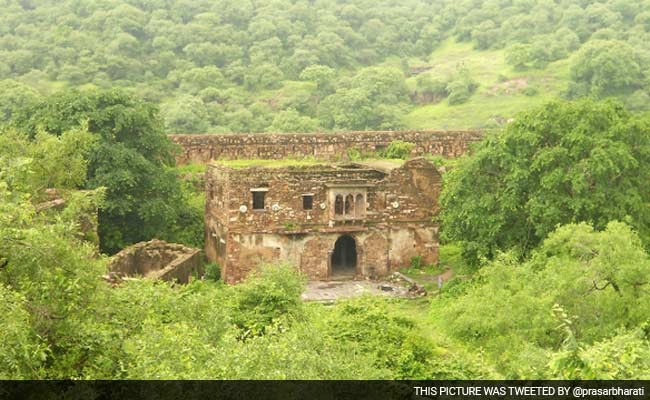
left=440, top=222, right=650, bottom=378
left=410, top=256, right=423, bottom=269
left=319, top=296, right=494, bottom=379
left=521, top=86, right=539, bottom=96
left=626, top=90, right=650, bottom=111
left=204, top=263, right=221, bottom=282
left=446, top=66, right=478, bottom=105
left=416, top=73, right=448, bottom=99
left=447, top=79, right=476, bottom=105
left=227, top=264, right=305, bottom=338
left=381, top=140, right=415, bottom=159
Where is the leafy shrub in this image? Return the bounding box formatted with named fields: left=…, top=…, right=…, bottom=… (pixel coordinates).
left=550, top=324, right=650, bottom=379
left=347, top=148, right=362, bottom=161
left=439, top=222, right=650, bottom=378
left=521, top=86, right=539, bottom=96
left=381, top=140, right=415, bottom=159
left=319, top=297, right=418, bottom=372
left=415, top=73, right=448, bottom=100
left=0, top=285, right=47, bottom=379
left=626, top=90, right=650, bottom=111
left=410, top=256, right=423, bottom=268
left=447, top=79, right=477, bottom=105
left=319, top=296, right=494, bottom=379
left=204, top=263, right=221, bottom=282
left=227, top=264, right=305, bottom=338
left=446, top=67, right=478, bottom=105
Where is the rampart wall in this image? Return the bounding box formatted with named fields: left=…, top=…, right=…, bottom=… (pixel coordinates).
left=170, top=130, right=484, bottom=164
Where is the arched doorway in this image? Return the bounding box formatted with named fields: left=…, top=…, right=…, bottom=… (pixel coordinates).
left=331, top=235, right=357, bottom=276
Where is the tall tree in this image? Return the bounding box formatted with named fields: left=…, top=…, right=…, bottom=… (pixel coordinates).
left=9, top=89, right=191, bottom=253
left=441, top=99, right=650, bottom=265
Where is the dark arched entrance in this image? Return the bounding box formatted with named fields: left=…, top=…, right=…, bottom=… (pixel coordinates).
left=331, top=235, right=357, bottom=276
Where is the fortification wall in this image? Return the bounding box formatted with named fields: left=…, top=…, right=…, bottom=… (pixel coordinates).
left=170, top=130, right=484, bottom=165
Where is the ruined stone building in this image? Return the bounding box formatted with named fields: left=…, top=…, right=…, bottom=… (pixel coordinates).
left=205, top=158, right=441, bottom=283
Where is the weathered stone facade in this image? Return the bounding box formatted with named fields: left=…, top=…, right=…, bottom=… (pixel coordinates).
left=171, top=130, right=483, bottom=165
left=205, top=158, right=441, bottom=283
left=108, top=240, right=203, bottom=284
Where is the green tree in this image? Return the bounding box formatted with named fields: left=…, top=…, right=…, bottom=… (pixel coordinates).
left=269, top=108, right=319, bottom=133
left=9, top=89, right=194, bottom=253
left=299, top=64, right=336, bottom=95
left=161, top=95, right=210, bottom=133
left=569, top=40, right=647, bottom=96
left=0, top=80, right=41, bottom=122
left=318, top=88, right=373, bottom=130
left=381, top=140, right=415, bottom=159
left=441, top=99, right=650, bottom=266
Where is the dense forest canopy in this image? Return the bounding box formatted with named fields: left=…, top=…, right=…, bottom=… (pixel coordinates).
left=1, top=0, right=649, bottom=132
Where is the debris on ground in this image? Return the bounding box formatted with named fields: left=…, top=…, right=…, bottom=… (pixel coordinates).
left=301, top=272, right=428, bottom=302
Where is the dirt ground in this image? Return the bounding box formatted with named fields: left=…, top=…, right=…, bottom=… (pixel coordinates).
left=300, top=268, right=454, bottom=302
left=301, top=279, right=412, bottom=302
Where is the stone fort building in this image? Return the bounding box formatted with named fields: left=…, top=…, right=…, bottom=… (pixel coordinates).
left=205, top=158, right=441, bottom=283
left=176, top=130, right=482, bottom=283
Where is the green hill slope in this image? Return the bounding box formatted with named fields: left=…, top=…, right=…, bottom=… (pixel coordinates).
left=0, top=0, right=648, bottom=133
left=403, top=40, right=571, bottom=129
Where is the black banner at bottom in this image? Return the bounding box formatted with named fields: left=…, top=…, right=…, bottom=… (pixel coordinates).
left=0, top=380, right=647, bottom=400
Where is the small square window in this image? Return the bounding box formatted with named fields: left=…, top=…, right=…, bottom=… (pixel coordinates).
left=252, top=192, right=266, bottom=210
left=302, top=195, right=313, bottom=210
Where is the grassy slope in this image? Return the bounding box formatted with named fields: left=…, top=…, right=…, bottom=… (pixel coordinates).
left=403, top=39, right=571, bottom=129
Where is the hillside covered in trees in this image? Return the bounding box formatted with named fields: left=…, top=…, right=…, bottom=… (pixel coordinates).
left=1, top=0, right=650, bottom=133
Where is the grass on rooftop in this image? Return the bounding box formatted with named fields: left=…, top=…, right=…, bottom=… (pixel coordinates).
left=171, top=163, right=207, bottom=175
left=213, top=157, right=325, bottom=169
left=213, top=156, right=409, bottom=169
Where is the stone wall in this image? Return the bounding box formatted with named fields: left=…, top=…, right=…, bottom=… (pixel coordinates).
left=205, top=158, right=441, bottom=283
left=171, top=130, right=484, bottom=165
left=108, top=240, right=203, bottom=284
left=205, top=158, right=441, bottom=234
left=219, top=227, right=438, bottom=284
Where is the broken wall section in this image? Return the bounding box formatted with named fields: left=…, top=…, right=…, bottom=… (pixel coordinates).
left=108, top=240, right=203, bottom=284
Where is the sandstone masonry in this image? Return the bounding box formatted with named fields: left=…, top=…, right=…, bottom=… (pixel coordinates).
left=108, top=240, right=203, bottom=284
left=205, top=158, right=441, bottom=283
left=171, top=130, right=483, bottom=165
